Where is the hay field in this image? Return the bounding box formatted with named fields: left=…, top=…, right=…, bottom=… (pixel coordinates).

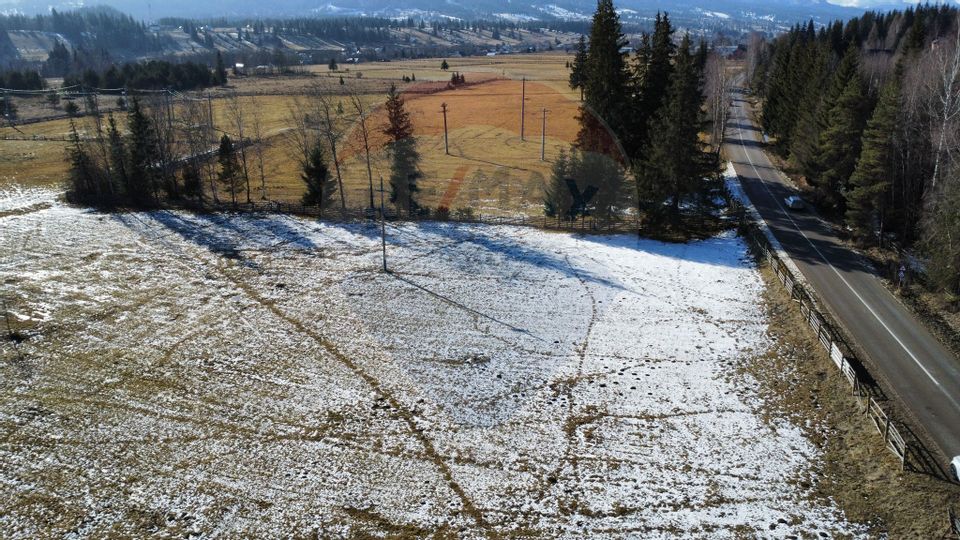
left=0, top=53, right=580, bottom=215
left=259, top=77, right=581, bottom=214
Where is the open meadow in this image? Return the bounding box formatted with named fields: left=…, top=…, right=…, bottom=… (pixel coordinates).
left=0, top=53, right=583, bottom=215
left=0, top=187, right=868, bottom=538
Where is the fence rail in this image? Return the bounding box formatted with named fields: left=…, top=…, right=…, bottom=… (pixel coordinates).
left=729, top=195, right=910, bottom=470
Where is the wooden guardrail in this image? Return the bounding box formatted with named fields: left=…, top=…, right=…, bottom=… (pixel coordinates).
left=730, top=193, right=910, bottom=470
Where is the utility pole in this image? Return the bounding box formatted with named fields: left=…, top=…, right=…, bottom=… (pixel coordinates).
left=540, top=107, right=548, bottom=161
left=441, top=102, right=449, bottom=155
left=379, top=175, right=388, bottom=272
left=206, top=91, right=215, bottom=144
left=520, top=77, right=526, bottom=141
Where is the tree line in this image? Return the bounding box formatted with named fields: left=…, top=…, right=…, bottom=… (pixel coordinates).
left=753, top=4, right=960, bottom=294
left=62, top=58, right=222, bottom=91
left=551, top=1, right=720, bottom=227
left=65, top=87, right=266, bottom=207
left=0, top=69, right=44, bottom=90
left=0, top=6, right=168, bottom=64
left=65, top=80, right=424, bottom=219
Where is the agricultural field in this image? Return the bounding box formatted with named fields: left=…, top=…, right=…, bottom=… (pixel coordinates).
left=0, top=187, right=869, bottom=538
left=0, top=53, right=582, bottom=215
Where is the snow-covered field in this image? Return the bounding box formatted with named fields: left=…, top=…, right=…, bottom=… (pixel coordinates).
left=0, top=191, right=864, bottom=538
left=0, top=186, right=57, bottom=215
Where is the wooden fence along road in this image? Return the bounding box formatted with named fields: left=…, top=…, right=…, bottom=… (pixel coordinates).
left=737, top=214, right=910, bottom=468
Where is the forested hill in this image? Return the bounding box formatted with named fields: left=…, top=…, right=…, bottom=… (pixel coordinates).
left=751, top=4, right=960, bottom=294
left=0, top=7, right=169, bottom=58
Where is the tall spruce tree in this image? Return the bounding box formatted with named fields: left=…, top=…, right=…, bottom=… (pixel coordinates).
left=544, top=149, right=574, bottom=219
left=301, top=139, right=336, bottom=213
left=642, top=13, right=676, bottom=116
left=106, top=114, right=129, bottom=199
left=638, top=34, right=711, bottom=220
left=383, top=84, right=420, bottom=215
left=624, top=14, right=675, bottom=162
left=65, top=119, right=98, bottom=204
left=815, top=73, right=868, bottom=211
left=787, top=43, right=830, bottom=180
left=569, top=35, right=588, bottom=101
left=575, top=0, right=630, bottom=156
left=217, top=134, right=243, bottom=205
left=215, top=51, right=228, bottom=86
left=126, top=97, right=158, bottom=206
left=846, top=75, right=900, bottom=240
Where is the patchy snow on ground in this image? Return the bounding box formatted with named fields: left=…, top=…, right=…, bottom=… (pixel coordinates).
left=0, top=191, right=865, bottom=538
left=0, top=185, right=58, bottom=214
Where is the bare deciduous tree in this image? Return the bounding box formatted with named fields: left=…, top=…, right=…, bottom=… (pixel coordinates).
left=181, top=98, right=212, bottom=202
left=924, top=27, right=960, bottom=190
left=310, top=84, right=348, bottom=209
left=226, top=92, right=252, bottom=203
left=704, top=50, right=729, bottom=155
left=147, top=93, right=181, bottom=199
left=349, top=92, right=376, bottom=209
left=745, top=32, right=766, bottom=86
left=249, top=96, right=268, bottom=200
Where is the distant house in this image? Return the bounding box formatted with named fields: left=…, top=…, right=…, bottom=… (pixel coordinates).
left=234, top=63, right=246, bottom=75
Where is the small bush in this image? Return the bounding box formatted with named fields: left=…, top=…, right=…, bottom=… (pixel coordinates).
left=454, top=207, right=475, bottom=221
left=435, top=205, right=450, bottom=221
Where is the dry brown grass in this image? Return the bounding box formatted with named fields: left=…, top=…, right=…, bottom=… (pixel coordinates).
left=0, top=53, right=581, bottom=214
left=742, top=263, right=960, bottom=538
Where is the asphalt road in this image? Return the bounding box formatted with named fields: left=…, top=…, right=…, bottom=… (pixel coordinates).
left=724, top=90, right=960, bottom=464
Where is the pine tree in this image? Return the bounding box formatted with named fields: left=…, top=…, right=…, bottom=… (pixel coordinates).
left=638, top=34, right=711, bottom=221
left=106, top=114, right=129, bottom=198
left=215, top=51, right=227, bottom=86
left=440, top=59, right=449, bottom=71
left=300, top=139, right=336, bottom=213
left=544, top=149, right=574, bottom=219
left=575, top=0, right=630, bottom=155
left=126, top=97, right=158, bottom=206
left=623, top=31, right=653, bottom=160
left=182, top=163, right=203, bottom=202
left=65, top=119, right=98, bottom=204
left=217, top=134, right=242, bottom=205
left=573, top=149, right=628, bottom=222
left=787, top=43, right=830, bottom=180
left=846, top=75, right=900, bottom=240
left=383, top=84, right=420, bottom=215
left=903, top=11, right=926, bottom=54
left=816, top=73, right=868, bottom=212
left=569, top=35, right=587, bottom=101
left=643, top=12, right=676, bottom=113
left=328, top=57, right=338, bottom=71
left=625, top=13, right=676, bottom=161
left=761, top=31, right=800, bottom=143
